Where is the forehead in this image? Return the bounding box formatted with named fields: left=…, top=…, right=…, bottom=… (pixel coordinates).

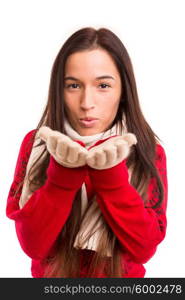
left=65, top=48, right=120, bottom=78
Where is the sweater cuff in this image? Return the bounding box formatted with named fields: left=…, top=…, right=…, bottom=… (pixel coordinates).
left=47, top=156, right=87, bottom=189
left=88, top=160, right=130, bottom=190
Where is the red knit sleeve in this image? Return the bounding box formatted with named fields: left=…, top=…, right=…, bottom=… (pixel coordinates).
left=6, top=130, right=87, bottom=260
left=88, top=143, right=168, bottom=264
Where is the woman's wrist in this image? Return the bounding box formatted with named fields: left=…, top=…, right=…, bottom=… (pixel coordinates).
left=88, top=159, right=130, bottom=190
left=47, top=155, right=88, bottom=189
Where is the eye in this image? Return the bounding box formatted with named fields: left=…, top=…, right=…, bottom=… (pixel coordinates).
left=65, top=83, right=80, bottom=89
left=99, top=83, right=111, bottom=89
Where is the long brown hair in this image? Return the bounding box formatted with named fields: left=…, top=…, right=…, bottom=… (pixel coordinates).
left=16, top=27, right=164, bottom=277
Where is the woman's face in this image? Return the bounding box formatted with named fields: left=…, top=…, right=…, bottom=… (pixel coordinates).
left=64, top=48, right=122, bottom=136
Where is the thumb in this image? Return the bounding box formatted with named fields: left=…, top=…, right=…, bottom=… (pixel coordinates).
left=122, top=133, right=137, bottom=147
left=37, top=126, right=53, bottom=142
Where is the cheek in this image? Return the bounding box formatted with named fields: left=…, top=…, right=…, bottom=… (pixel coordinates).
left=64, top=96, right=76, bottom=111
left=101, top=95, right=120, bottom=111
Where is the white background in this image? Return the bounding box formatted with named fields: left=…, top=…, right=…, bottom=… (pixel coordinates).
left=0, top=0, right=184, bottom=277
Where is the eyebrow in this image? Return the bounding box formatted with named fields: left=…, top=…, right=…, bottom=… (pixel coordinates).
left=64, top=75, right=115, bottom=81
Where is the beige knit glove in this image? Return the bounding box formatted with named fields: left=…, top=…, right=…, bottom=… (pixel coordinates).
left=86, top=134, right=137, bottom=170
left=37, top=126, right=88, bottom=168
left=38, top=126, right=137, bottom=170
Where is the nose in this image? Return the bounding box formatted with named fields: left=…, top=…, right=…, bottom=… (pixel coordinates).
left=80, top=88, right=95, bottom=110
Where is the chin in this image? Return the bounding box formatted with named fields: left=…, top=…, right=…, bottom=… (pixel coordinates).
left=79, top=128, right=101, bottom=136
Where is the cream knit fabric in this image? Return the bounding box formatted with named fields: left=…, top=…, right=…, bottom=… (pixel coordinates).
left=19, top=113, right=132, bottom=257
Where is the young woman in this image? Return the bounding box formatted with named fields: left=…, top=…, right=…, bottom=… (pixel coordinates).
left=6, top=27, right=168, bottom=278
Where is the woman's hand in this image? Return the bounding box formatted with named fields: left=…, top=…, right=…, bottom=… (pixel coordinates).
left=86, top=133, right=137, bottom=170
left=38, top=126, right=137, bottom=170
left=38, top=126, right=88, bottom=168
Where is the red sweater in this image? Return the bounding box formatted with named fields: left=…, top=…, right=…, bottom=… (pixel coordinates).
left=6, top=130, right=168, bottom=278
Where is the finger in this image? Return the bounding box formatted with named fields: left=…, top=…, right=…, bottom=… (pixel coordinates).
left=38, top=126, right=53, bottom=142
left=104, top=146, right=117, bottom=164
left=67, top=144, right=79, bottom=163
left=116, top=141, right=130, bottom=160
left=86, top=152, right=96, bottom=166
left=78, top=150, right=87, bottom=165
left=47, top=135, right=59, bottom=154
left=95, top=150, right=106, bottom=167
left=56, top=139, right=68, bottom=159
left=122, top=133, right=137, bottom=146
